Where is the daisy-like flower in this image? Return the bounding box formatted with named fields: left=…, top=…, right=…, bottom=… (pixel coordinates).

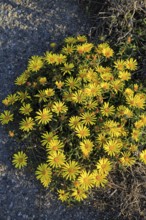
left=19, top=117, right=35, bottom=132
left=0, top=110, right=13, bottom=125
left=62, top=160, right=81, bottom=180
left=101, top=82, right=110, bottom=91
left=35, top=163, right=52, bottom=187
left=45, top=52, right=57, bottom=64
left=103, top=139, right=122, bottom=156
left=96, top=43, right=109, bottom=54
left=118, top=71, right=131, bottom=81
left=134, top=94, right=145, bottom=109
left=100, top=72, right=113, bottom=81
left=75, top=124, right=90, bottom=139
left=134, top=120, right=144, bottom=129
left=41, top=131, right=58, bottom=147
left=96, top=133, right=107, bottom=146
left=76, top=43, right=93, bottom=54
left=77, top=35, right=87, bottom=43
left=65, top=77, right=80, bottom=90
left=96, top=158, right=112, bottom=174
left=58, top=189, right=69, bottom=202
left=71, top=187, right=87, bottom=201
left=64, top=36, right=77, bottom=44
left=84, top=100, right=98, bottom=110
left=62, top=44, right=75, bottom=55
left=17, top=91, right=31, bottom=103
left=139, top=149, right=146, bottom=164
left=80, top=111, right=96, bottom=126
left=114, top=59, right=125, bottom=71
left=46, top=139, right=64, bottom=153
left=84, top=84, right=101, bottom=97
left=140, top=114, right=146, bottom=126
left=111, top=80, right=124, bottom=93
left=3, top=94, right=18, bottom=106
left=92, top=170, right=108, bottom=187
left=125, top=58, right=137, bottom=71
left=72, top=90, right=87, bottom=103
left=45, top=88, right=55, bottom=97
left=55, top=81, right=64, bottom=89
left=120, top=152, right=136, bottom=167
left=38, top=77, right=47, bottom=85
left=61, top=63, right=74, bottom=75
left=100, top=102, right=115, bottom=117
left=35, top=108, right=52, bottom=125
left=19, top=103, right=33, bottom=115
left=55, top=54, right=67, bottom=65
left=80, top=139, right=94, bottom=157
left=35, top=90, right=47, bottom=102
left=102, top=47, right=114, bottom=58
left=12, top=151, right=28, bottom=169
left=78, top=170, right=94, bottom=190
left=68, top=116, right=81, bottom=129
left=27, top=56, right=44, bottom=72
left=47, top=151, right=65, bottom=168
left=124, top=88, right=134, bottom=96
left=52, top=101, right=68, bottom=115
left=15, top=73, right=28, bottom=86
left=131, top=129, right=141, bottom=142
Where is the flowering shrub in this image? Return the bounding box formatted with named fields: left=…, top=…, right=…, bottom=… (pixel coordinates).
left=0, top=35, right=146, bottom=203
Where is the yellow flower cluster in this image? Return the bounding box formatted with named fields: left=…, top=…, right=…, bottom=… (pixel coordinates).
left=0, top=35, right=146, bottom=204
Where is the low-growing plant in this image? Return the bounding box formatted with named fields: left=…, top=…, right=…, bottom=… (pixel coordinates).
left=0, top=35, right=146, bottom=203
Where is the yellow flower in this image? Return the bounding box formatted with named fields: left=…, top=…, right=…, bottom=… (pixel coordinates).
left=38, top=77, right=47, bottom=85
left=19, top=103, right=33, bottom=115
left=55, top=81, right=64, bottom=89
left=15, top=73, right=28, bottom=86
left=47, top=151, right=65, bottom=168
left=3, top=94, right=18, bottom=106
left=125, top=58, right=137, bottom=71
left=65, top=77, right=80, bottom=90
left=35, top=163, right=52, bottom=188
left=120, top=152, right=135, bottom=167
left=35, top=90, right=47, bottom=102
left=45, top=88, right=55, bottom=97
left=35, top=108, right=52, bottom=125
left=96, top=158, right=112, bottom=174
left=96, top=43, right=109, bottom=54
left=80, top=139, right=94, bottom=157
left=64, top=36, right=77, bottom=44
left=75, top=124, right=90, bottom=139
left=111, top=80, right=124, bottom=93
left=46, top=139, right=64, bottom=153
left=77, top=35, right=87, bottom=43
left=140, top=114, right=146, bottom=126
left=124, top=88, right=134, bottom=96
left=61, top=63, right=74, bottom=75
left=55, top=54, right=67, bottom=65
left=103, top=139, right=122, bottom=156
left=71, top=187, right=87, bottom=201
left=100, top=72, right=113, bottom=81
left=0, top=110, right=13, bottom=125
left=19, top=117, right=35, bottom=132
left=78, top=170, right=94, bottom=190
left=68, top=116, right=81, bottom=129
left=17, top=91, right=31, bottom=103
left=96, top=133, right=107, bottom=146
left=76, top=43, right=93, bottom=54
left=45, top=52, right=57, bottom=64
left=102, top=47, right=114, bottom=58
left=28, top=56, right=44, bottom=72
left=52, top=101, right=68, bottom=115
left=92, top=170, right=108, bottom=187
left=84, top=100, right=98, bottom=110
left=118, top=71, right=131, bottom=81
left=139, top=149, right=146, bottom=164
left=134, top=120, right=144, bottom=129
left=131, top=129, right=141, bottom=142
left=80, top=112, right=96, bottom=125
left=114, top=59, right=125, bottom=71
left=134, top=94, right=145, bottom=109
left=62, top=44, right=75, bottom=55
left=12, top=151, right=28, bottom=169
left=58, top=189, right=69, bottom=202
left=72, top=90, right=87, bottom=103
left=84, top=84, right=101, bottom=97
left=41, top=131, right=58, bottom=147
left=62, top=161, right=81, bottom=180
left=100, top=102, right=115, bottom=117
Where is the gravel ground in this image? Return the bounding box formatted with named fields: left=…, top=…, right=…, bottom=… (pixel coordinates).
left=0, top=1, right=119, bottom=219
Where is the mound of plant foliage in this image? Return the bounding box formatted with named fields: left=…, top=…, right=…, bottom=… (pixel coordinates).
left=0, top=35, right=146, bottom=203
